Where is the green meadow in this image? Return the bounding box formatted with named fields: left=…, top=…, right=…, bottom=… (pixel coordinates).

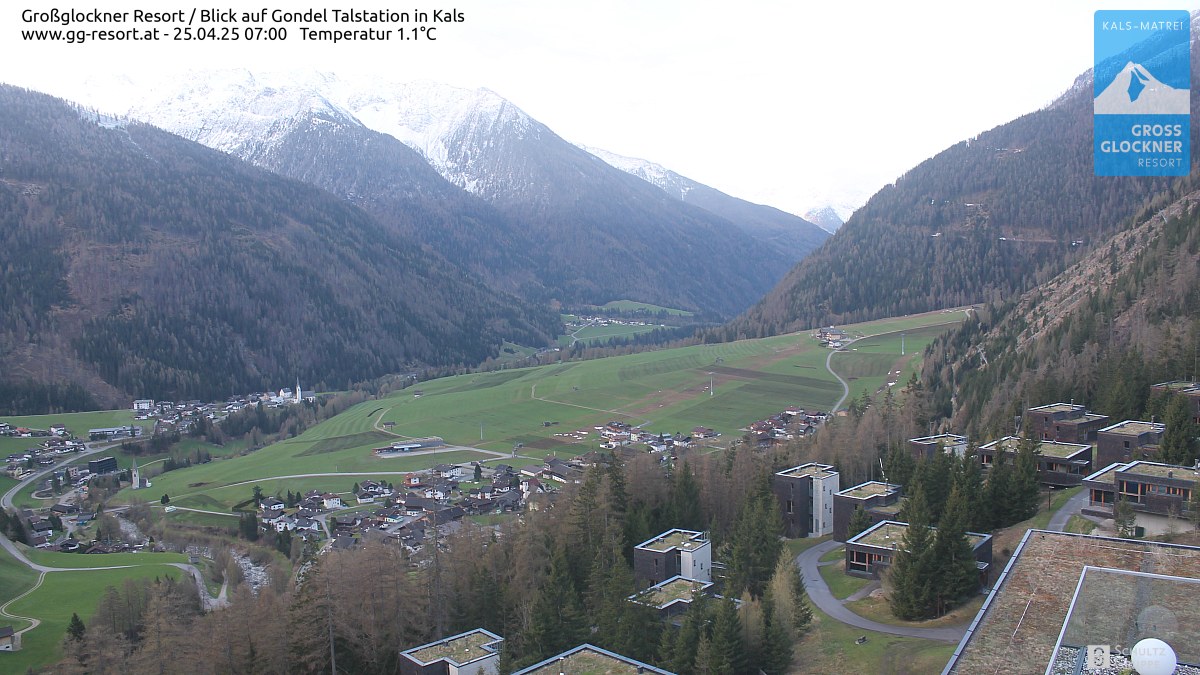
left=2, top=561, right=183, bottom=672
left=563, top=323, right=662, bottom=346
left=112, top=309, right=966, bottom=512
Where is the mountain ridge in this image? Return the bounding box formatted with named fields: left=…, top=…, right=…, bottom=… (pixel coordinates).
left=77, top=70, right=808, bottom=316
left=0, top=84, right=559, bottom=405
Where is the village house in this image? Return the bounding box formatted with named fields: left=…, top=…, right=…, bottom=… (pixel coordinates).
left=433, top=464, right=462, bottom=480
left=832, top=481, right=903, bottom=541
left=844, top=520, right=993, bottom=588
left=0, top=625, right=14, bottom=651
left=321, top=493, right=344, bottom=510
left=979, top=436, right=1094, bottom=486
left=261, top=497, right=285, bottom=512
left=633, top=529, right=712, bottom=586
left=772, top=463, right=839, bottom=538
left=1025, top=403, right=1110, bottom=444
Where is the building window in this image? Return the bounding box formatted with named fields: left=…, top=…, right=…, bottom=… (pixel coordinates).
left=786, top=500, right=793, bottom=514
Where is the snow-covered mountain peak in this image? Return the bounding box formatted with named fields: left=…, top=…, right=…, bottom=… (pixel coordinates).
left=341, top=79, right=536, bottom=180
left=581, top=145, right=690, bottom=199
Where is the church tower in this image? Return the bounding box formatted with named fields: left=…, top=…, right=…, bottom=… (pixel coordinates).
left=295, top=378, right=302, bottom=404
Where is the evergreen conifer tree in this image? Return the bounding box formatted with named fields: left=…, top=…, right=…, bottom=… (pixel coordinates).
left=932, top=486, right=980, bottom=615
left=847, top=506, right=871, bottom=539
left=888, top=489, right=936, bottom=620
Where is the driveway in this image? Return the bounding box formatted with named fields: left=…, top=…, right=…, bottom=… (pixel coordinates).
left=1047, top=488, right=1089, bottom=532
left=796, top=540, right=967, bottom=642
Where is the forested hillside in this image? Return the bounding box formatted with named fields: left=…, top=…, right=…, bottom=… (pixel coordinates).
left=0, top=86, right=559, bottom=408
left=720, top=38, right=1200, bottom=339
left=922, top=190, right=1200, bottom=439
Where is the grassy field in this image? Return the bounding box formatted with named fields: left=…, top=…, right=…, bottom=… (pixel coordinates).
left=565, top=323, right=662, bottom=346
left=0, top=410, right=145, bottom=438
left=820, top=561, right=873, bottom=599
left=3, top=564, right=183, bottom=672
left=792, top=606, right=956, bottom=674
left=1065, top=514, right=1097, bottom=534
left=0, top=545, right=38, bottom=632
left=784, top=535, right=832, bottom=559
left=833, top=322, right=962, bottom=402
left=819, top=545, right=845, bottom=563
left=22, top=548, right=187, bottom=569
left=846, top=593, right=984, bottom=629
left=109, top=309, right=965, bottom=513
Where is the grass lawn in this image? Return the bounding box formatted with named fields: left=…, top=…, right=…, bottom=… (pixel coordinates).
left=3, top=564, right=183, bottom=672
left=819, top=560, right=873, bottom=600
left=21, top=547, right=187, bottom=569
left=1028, top=486, right=1083, bottom=531
left=819, top=545, right=845, bottom=563
left=792, top=606, right=956, bottom=674
left=468, top=513, right=518, bottom=526
left=1065, top=514, right=1097, bottom=534
left=569, top=323, right=662, bottom=345
left=845, top=593, right=984, bottom=629
left=784, top=535, right=831, bottom=558
left=0, top=545, right=39, bottom=632
left=161, top=508, right=239, bottom=530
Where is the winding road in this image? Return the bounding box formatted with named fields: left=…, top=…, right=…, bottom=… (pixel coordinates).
left=0, top=441, right=228, bottom=644
left=795, top=481, right=1091, bottom=642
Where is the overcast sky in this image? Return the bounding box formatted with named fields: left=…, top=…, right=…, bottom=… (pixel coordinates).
left=5, top=0, right=1199, bottom=219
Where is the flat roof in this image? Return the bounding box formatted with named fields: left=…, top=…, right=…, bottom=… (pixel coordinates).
left=1047, top=567, right=1200, bottom=672
left=776, top=463, right=837, bottom=480
left=980, top=436, right=1091, bottom=459
left=636, top=529, right=706, bottom=552
left=848, top=520, right=989, bottom=550
left=837, top=481, right=900, bottom=499
left=1152, top=380, right=1200, bottom=391
left=943, top=531, right=1200, bottom=675
left=1082, top=461, right=1131, bottom=484
left=513, top=644, right=673, bottom=675
left=910, top=433, right=967, bottom=445
left=1028, top=402, right=1086, bottom=414
left=632, top=576, right=712, bottom=608
left=402, top=629, right=503, bottom=666
left=1098, top=420, right=1164, bottom=436
left=1118, top=461, right=1199, bottom=481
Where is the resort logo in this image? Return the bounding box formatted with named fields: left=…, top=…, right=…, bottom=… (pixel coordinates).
left=1094, top=10, right=1191, bottom=176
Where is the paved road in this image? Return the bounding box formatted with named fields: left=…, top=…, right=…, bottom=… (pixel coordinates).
left=825, top=340, right=859, bottom=413
left=796, top=540, right=967, bottom=642
left=1047, top=488, right=1089, bottom=532
left=1, top=441, right=115, bottom=510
